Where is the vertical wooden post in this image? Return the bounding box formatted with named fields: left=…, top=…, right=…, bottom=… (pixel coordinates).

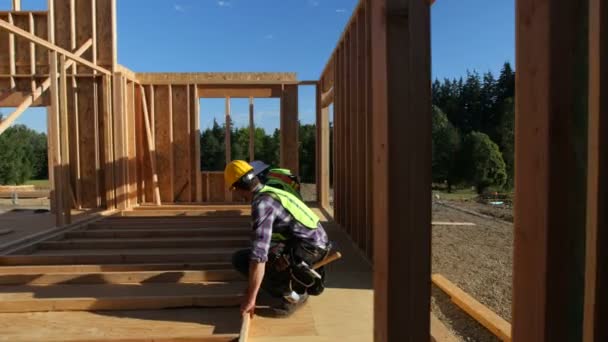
left=102, top=74, right=115, bottom=209
left=8, top=13, right=15, bottom=89
left=28, top=13, right=36, bottom=93
left=316, top=83, right=330, bottom=210
left=280, top=84, right=299, bottom=173
left=249, top=97, right=255, bottom=162
left=192, top=85, right=202, bottom=202
left=584, top=0, right=607, bottom=340
left=59, top=55, right=72, bottom=224
left=112, top=72, right=128, bottom=210
left=140, top=85, right=162, bottom=206
left=12, top=0, right=21, bottom=11
left=513, top=0, right=589, bottom=341
left=49, top=51, right=64, bottom=226
left=225, top=96, right=232, bottom=201
left=371, top=0, right=431, bottom=341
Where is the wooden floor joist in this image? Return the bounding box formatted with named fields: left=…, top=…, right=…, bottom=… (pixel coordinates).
left=432, top=274, right=511, bottom=341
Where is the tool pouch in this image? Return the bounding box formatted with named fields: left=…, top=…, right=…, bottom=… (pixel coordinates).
left=289, top=241, right=331, bottom=296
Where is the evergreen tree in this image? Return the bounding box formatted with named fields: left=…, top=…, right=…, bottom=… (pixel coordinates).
left=460, top=131, right=507, bottom=194
left=432, top=106, right=461, bottom=191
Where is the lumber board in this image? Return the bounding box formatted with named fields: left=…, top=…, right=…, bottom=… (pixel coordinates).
left=65, top=228, right=249, bottom=239
left=192, top=84, right=202, bottom=201
left=102, top=74, right=115, bottom=209
left=136, top=72, right=297, bottom=84
left=136, top=82, right=145, bottom=202
left=316, top=84, right=330, bottom=210
left=585, top=1, right=608, bottom=340
left=198, top=85, right=282, bottom=98
left=0, top=269, right=241, bottom=285
left=8, top=13, right=15, bottom=88
left=239, top=313, right=251, bottom=342
left=431, top=222, right=476, bottom=226
left=58, top=55, right=72, bottom=223
left=0, top=18, right=110, bottom=75
left=432, top=274, right=511, bottom=341
left=78, top=79, right=99, bottom=208
left=0, top=262, right=233, bottom=274
left=0, top=13, right=8, bottom=77
left=12, top=0, right=20, bottom=11
left=172, top=85, right=191, bottom=202
left=95, top=0, right=114, bottom=69
left=154, top=85, right=175, bottom=202
left=127, top=81, right=137, bottom=205
left=112, top=73, right=128, bottom=209
left=356, top=7, right=367, bottom=255
left=0, top=282, right=245, bottom=313
left=37, top=237, right=250, bottom=250
left=371, top=1, right=432, bottom=341
left=280, top=84, right=299, bottom=173
left=33, top=12, right=48, bottom=74
left=430, top=313, right=459, bottom=342
left=13, top=12, right=28, bottom=77
left=513, top=1, right=589, bottom=341
left=140, top=85, right=162, bottom=205
left=0, top=249, right=236, bottom=265
left=249, top=97, right=254, bottom=161
left=75, top=0, right=93, bottom=74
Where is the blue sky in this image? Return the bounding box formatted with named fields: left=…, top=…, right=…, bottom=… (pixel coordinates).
left=2, top=0, right=514, bottom=133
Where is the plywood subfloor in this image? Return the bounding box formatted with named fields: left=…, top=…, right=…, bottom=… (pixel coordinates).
left=0, top=308, right=241, bottom=341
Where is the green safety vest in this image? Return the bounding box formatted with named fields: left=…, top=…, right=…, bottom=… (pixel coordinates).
left=265, top=168, right=302, bottom=200
left=255, top=185, right=320, bottom=241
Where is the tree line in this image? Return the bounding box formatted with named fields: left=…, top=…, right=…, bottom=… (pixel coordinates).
left=0, top=114, right=49, bottom=185
left=432, top=62, right=515, bottom=193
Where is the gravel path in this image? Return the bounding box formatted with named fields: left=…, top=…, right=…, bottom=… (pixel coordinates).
left=432, top=201, right=513, bottom=341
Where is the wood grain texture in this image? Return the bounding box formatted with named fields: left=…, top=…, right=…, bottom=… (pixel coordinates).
left=154, top=85, right=174, bottom=202
left=172, top=85, right=191, bottom=202
left=280, top=85, right=299, bottom=173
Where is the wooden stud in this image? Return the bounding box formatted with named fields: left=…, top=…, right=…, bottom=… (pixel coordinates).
left=513, top=1, right=589, bottom=341
left=136, top=72, right=297, bottom=85
left=280, top=85, right=299, bottom=173
left=127, top=81, right=137, bottom=205
left=8, top=13, right=15, bottom=89
left=249, top=97, right=254, bottom=162
left=12, top=0, right=21, bottom=11
left=102, top=74, right=115, bottom=209
left=357, top=7, right=367, bottom=255
left=585, top=0, right=607, bottom=341
left=140, top=85, right=162, bottom=206
left=371, top=1, right=432, bottom=341
left=49, top=50, right=65, bottom=226
left=225, top=96, right=232, bottom=202
left=364, top=0, right=372, bottom=261
left=154, top=85, right=174, bottom=203
left=70, top=0, right=76, bottom=76
left=316, top=83, right=330, bottom=210
left=191, top=85, right=202, bottom=202
left=136, top=84, right=145, bottom=203
left=0, top=18, right=111, bottom=75
left=112, top=73, right=127, bottom=210
left=172, top=85, right=191, bottom=202
left=96, top=0, right=115, bottom=70
left=59, top=55, right=72, bottom=224
left=28, top=13, right=35, bottom=92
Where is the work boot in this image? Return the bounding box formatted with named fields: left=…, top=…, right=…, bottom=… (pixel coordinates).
left=270, top=293, right=309, bottom=318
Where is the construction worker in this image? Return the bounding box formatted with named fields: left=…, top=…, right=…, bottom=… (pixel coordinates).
left=225, top=160, right=330, bottom=318
left=249, top=160, right=303, bottom=200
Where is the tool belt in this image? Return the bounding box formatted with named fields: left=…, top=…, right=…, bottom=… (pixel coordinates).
left=268, top=240, right=331, bottom=296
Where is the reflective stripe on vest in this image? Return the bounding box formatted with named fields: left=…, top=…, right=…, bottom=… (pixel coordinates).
left=257, top=185, right=320, bottom=229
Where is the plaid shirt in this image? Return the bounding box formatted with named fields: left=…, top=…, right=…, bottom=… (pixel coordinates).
left=249, top=186, right=328, bottom=263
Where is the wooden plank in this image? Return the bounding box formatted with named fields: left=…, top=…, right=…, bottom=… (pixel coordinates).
left=28, top=13, right=35, bottom=94
left=249, top=97, right=254, bottom=161
left=33, top=13, right=47, bottom=74
left=38, top=237, right=249, bottom=250
left=334, top=43, right=342, bottom=227
left=101, top=74, right=115, bottom=209
left=154, top=85, right=174, bottom=202
left=513, top=1, right=589, bottom=341
left=357, top=6, right=368, bottom=255
left=59, top=55, right=72, bottom=224
left=585, top=0, right=607, bottom=340
left=364, top=0, right=372, bottom=260
left=343, top=32, right=351, bottom=236
left=0, top=39, right=92, bottom=135
left=280, top=84, right=299, bottom=173
left=371, top=1, right=432, bottom=341
left=140, top=85, right=162, bottom=206
left=78, top=79, right=98, bottom=208
left=95, top=0, right=114, bottom=69
left=137, top=72, right=297, bottom=85
left=12, top=0, right=20, bottom=11
left=432, top=274, right=511, bottom=341
left=431, top=222, right=476, bottom=226
left=0, top=18, right=110, bottom=75
left=112, top=73, right=128, bottom=210
left=192, top=85, right=202, bottom=202
left=127, top=81, right=137, bottom=205
left=75, top=0, right=93, bottom=74
left=172, top=85, right=191, bottom=202
left=430, top=314, right=459, bottom=342
left=239, top=313, right=251, bottom=342
left=0, top=269, right=241, bottom=286
left=225, top=97, right=232, bottom=202
left=136, top=83, right=145, bottom=202
left=350, top=21, right=359, bottom=248
left=12, top=11, right=29, bottom=78
left=198, top=85, right=282, bottom=98
left=8, top=13, right=15, bottom=88
left=49, top=50, right=64, bottom=226
left=0, top=262, right=233, bottom=274
left=0, top=13, right=10, bottom=80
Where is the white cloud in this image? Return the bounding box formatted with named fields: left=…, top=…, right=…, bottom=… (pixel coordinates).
left=336, top=8, right=346, bottom=13
left=174, top=4, right=185, bottom=12
left=308, top=0, right=320, bottom=7
left=217, top=0, right=232, bottom=7
left=264, top=34, right=274, bottom=40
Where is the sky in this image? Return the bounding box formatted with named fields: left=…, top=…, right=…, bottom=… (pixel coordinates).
left=1, top=0, right=515, bottom=133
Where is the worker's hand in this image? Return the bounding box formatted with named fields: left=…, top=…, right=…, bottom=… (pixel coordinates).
left=240, top=297, right=256, bottom=317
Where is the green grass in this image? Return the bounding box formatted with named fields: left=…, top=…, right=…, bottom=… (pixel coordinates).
left=24, top=179, right=50, bottom=188
left=433, top=188, right=478, bottom=201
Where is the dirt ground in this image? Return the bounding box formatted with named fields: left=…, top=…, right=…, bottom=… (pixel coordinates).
left=432, top=200, right=513, bottom=341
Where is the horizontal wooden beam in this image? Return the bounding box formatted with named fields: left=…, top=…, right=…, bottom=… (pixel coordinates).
left=136, top=72, right=297, bottom=85
left=0, top=90, right=48, bottom=107
left=298, top=80, right=318, bottom=85
left=0, top=39, right=93, bottom=135
left=0, top=19, right=110, bottom=75
left=117, top=64, right=138, bottom=82
left=432, top=274, right=511, bottom=341
left=197, top=85, right=282, bottom=98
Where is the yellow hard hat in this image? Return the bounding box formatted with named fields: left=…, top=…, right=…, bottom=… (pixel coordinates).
left=224, top=160, right=254, bottom=189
